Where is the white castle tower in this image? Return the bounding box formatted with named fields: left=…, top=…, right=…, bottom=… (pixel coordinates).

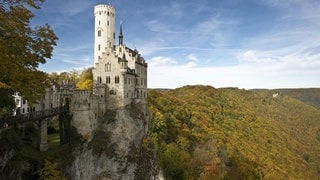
left=94, top=4, right=116, bottom=65
left=92, top=4, right=148, bottom=109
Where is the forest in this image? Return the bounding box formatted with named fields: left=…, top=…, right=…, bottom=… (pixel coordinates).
left=147, top=85, right=320, bottom=179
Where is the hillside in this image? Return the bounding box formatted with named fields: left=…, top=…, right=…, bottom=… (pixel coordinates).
left=148, top=85, right=320, bottom=179
left=276, top=88, right=320, bottom=109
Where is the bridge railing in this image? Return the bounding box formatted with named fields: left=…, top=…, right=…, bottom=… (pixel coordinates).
left=0, top=106, right=69, bottom=128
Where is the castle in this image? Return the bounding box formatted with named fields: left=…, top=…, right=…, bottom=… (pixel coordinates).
left=92, top=4, right=148, bottom=109
left=14, top=4, right=148, bottom=137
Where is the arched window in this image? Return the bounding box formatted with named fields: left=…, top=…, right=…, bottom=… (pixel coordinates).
left=106, top=63, right=111, bottom=71
left=115, top=76, right=119, bottom=84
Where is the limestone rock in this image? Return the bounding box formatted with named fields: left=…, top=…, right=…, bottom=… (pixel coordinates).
left=68, top=102, right=152, bottom=179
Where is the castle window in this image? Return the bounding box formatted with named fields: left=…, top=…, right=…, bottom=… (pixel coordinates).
left=115, top=76, right=120, bottom=84
left=98, top=30, right=101, bottom=37
left=99, top=21, right=100, bottom=25
left=106, top=63, right=111, bottom=71
left=22, top=108, right=25, bottom=113
left=23, top=99, right=26, bottom=105
left=98, top=44, right=101, bottom=51
left=106, top=76, right=110, bottom=84
left=15, top=99, right=20, bottom=105
left=97, top=76, right=102, bottom=84
left=107, top=20, right=109, bottom=26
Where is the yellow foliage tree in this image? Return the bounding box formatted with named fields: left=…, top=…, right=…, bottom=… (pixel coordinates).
left=76, top=68, right=93, bottom=91
left=39, top=160, right=66, bottom=180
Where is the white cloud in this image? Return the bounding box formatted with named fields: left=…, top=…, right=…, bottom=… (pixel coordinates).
left=148, top=56, right=178, bottom=67
left=187, top=54, right=199, bottom=62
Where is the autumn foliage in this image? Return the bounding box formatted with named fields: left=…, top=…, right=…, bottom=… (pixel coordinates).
left=0, top=0, right=58, bottom=106
left=148, top=85, right=320, bottom=179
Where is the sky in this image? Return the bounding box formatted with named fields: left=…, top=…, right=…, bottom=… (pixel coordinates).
left=32, top=0, right=320, bottom=89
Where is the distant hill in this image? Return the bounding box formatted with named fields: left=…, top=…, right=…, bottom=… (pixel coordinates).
left=276, top=88, right=320, bottom=108
left=148, top=85, right=320, bottom=179
left=251, top=88, right=320, bottom=108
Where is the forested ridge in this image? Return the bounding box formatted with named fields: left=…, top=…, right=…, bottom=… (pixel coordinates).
left=147, top=85, right=320, bottom=179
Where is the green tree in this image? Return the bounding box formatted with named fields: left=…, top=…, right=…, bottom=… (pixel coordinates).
left=0, top=88, right=15, bottom=117
left=0, top=0, right=58, bottom=105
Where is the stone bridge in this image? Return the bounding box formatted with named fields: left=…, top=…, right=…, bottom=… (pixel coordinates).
left=0, top=105, right=69, bottom=151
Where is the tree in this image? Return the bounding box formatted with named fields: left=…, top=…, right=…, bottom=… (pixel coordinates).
left=39, top=160, right=66, bottom=180
left=0, top=0, right=58, bottom=106
left=76, top=68, right=93, bottom=91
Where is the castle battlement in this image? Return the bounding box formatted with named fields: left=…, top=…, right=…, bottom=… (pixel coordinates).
left=94, top=4, right=115, bottom=16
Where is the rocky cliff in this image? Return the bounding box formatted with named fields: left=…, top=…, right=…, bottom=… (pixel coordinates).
left=68, top=102, right=154, bottom=179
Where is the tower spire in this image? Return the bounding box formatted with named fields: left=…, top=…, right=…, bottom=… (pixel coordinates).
left=119, top=22, right=123, bottom=45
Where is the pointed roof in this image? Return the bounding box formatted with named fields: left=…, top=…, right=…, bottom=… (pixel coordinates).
left=119, top=23, right=123, bottom=38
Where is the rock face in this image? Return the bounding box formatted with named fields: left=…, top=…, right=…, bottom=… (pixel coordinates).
left=68, top=102, right=151, bottom=179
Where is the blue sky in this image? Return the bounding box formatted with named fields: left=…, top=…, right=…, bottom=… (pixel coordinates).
left=32, top=0, right=320, bottom=89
